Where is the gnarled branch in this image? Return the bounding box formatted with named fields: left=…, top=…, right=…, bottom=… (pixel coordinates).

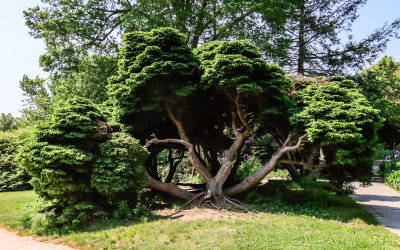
left=224, top=134, right=308, bottom=196
left=145, top=134, right=213, bottom=183
left=146, top=172, right=195, bottom=200
left=165, top=104, right=189, bottom=141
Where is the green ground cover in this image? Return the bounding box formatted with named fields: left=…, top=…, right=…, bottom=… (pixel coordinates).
left=0, top=180, right=399, bottom=249
left=0, top=190, right=36, bottom=229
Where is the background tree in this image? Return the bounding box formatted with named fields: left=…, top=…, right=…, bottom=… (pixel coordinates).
left=17, top=97, right=149, bottom=225
left=50, top=55, right=118, bottom=105
left=24, top=0, right=294, bottom=76
left=0, top=113, right=18, bottom=132
left=282, top=0, right=400, bottom=76
left=358, top=56, right=400, bottom=148
left=19, top=75, right=52, bottom=124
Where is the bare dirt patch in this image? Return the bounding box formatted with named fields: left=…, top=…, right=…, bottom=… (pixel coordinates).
left=155, top=207, right=265, bottom=222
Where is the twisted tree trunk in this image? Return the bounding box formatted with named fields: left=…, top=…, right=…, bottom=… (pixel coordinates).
left=144, top=133, right=307, bottom=201
left=144, top=104, right=308, bottom=202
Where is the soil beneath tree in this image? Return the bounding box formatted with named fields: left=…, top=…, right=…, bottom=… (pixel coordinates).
left=155, top=207, right=263, bottom=222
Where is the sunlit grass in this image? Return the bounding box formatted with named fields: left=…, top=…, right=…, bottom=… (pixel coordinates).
left=0, top=190, right=36, bottom=229
left=65, top=214, right=400, bottom=249
left=1, top=183, right=399, bottom=249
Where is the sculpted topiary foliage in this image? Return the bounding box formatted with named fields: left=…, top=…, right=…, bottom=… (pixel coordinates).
left=108, top=27, right=201, bottom=138
left=109, top=27, right=303, bottom=202
left=292, top=77, right=382, bottom=183
left=92, top=132, right=148, bottom=198
left=17, top=97, right=148, bottom=223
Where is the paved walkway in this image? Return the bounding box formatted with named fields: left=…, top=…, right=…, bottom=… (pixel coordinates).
left=352, top=181, right=400, bottom=236
left=0, top=227, right=74, bottom=250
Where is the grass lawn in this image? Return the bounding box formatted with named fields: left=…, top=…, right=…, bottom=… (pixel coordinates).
left=0, top=190, right=36, bottom=229
left=1, top=180, right=400, bottom=249
left=65, top=214, right=399, bottom=249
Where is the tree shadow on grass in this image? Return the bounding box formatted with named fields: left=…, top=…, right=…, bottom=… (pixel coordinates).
left=67, top=195, right=186, bottom=234
left=239, top=178, right=380, bottom=225
left=62, top=178, right=382, bottom=234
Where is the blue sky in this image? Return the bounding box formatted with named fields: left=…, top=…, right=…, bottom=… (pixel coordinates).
left=0, top=0, right=399, bottom=117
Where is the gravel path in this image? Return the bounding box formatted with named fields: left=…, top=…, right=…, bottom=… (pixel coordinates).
left=0, top=227, right=75, bottom=250
left=352, top=181, right=400, bottom=236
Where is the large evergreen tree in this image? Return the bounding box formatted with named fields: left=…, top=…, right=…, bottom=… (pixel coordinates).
left=292, top=76, right=382, bottom=183
left=108, top=28, right=381, bottom=202
left=282, top=0, right=400, bottom=76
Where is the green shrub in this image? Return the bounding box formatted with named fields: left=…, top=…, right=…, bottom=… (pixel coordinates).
left=0, top=129, right=32, bottom=192
left=236, top=157, right=263, bottom=180
left=17, top=97, right=149, bottom=228
left=236, top=157, right=290, bottom=181
left=92, top=132, right=148, bottom=199
left=386, top=170, right=400, bottom=191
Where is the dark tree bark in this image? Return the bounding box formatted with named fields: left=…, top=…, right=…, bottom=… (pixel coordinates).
left=297, top=1, right=306, bottom=75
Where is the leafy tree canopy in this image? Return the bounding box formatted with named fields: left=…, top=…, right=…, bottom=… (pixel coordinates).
left=0, top=113, right=18, bottom=132
left=24, top=0, right=293, bottom=76
left=358, top=56, right=400, bottom=147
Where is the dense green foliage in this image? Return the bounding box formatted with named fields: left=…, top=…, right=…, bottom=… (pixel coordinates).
left=17, top=97, right=149, bottom=226
left=92, top=132, right=148, bottom=197
left=358, top=56, right=400, bottom=147
left=292, top=77, right=382, bottom=183
left=386, top=170, right=400, bottom=191
left=0, top=113, right=18, bottom=132
left=108, top=27, right=201, bottom=137
left=24, top=0, right=293, bottom=75
left=0, top=130, right=32, bottom=192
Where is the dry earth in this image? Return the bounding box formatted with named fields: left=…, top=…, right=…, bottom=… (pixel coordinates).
left=155, top=207, right=263, bottom=222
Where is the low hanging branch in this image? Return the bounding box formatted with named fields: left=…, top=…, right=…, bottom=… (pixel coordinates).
left=277, top=159, right=331, bottom=169
left=146, top=172, right=196, bottom=200
left=224, top=134, right=308, bottom=196
left=145, top=134, right=213, bottom=183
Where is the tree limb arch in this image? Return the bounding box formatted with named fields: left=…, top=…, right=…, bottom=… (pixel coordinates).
left=224, top=134, right=308, bottom=196
left=146, top=172, right=195, bottom=200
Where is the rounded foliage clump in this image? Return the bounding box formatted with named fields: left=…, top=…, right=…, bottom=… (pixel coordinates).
left=292, top=77, right=382, bottom=183
left=108, top=27, right=201, bottom=136
left=17, top=96, right=149, bottom=225
left=17, top=97, right=102, bottom=206
left=92, top=132, right=148, bottom=198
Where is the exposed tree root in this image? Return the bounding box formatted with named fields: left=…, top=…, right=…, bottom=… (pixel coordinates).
left=222, top=196, right=249, bottom=212
left=172, top=191, right=250, bottom=216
